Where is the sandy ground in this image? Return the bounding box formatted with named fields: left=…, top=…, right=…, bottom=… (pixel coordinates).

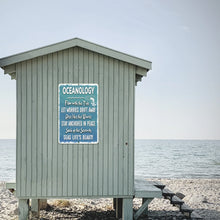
left=0, top=179, right=219, bottom=219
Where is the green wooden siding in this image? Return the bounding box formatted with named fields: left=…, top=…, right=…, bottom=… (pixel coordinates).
left=16, top=47, right=135, bottom=198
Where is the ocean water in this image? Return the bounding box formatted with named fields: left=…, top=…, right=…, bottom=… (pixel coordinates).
left=135, top=139, right=220, bottom=179
left=0, top=139, right=219, bottom=181
left=0, top=139, right=16, bottom=182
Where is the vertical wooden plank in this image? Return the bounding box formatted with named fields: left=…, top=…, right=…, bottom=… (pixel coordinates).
left=16, top=63, right=22, bottom=197
left=103, top=55, right=109, bottom=195
left=37, top=56, right=43, bottom=196
left=128, top=65, right=135, bottom=195
left=26, top=60, right=32, bottom=196
left=123, top=63, right=129, bottom=195
left=47, top=54, right=53, bottom=196
left=62, top=49, right=69, bottom=196
left=88, top=51, right=94, bottom=83
left=118, top=61, right=124, bottom=195
left=83, top=49, right=89, bottom=196
left=21, top=61, right=27, bottom=196
left=93, top=52, right=99, bottom=196
left=98, top=54, right=104, bottom=196
left=31, top=58, right=37, bottom=197
left=78, top=48, right=84, bottom=83
left=83, top=49, right=89, bottom=82
left=73, top=47, right=79, bottom=83
left=57, top=51, right=63, bottom=196
left=67, top=48, right=73, bottom=196
left=77, top=47, right=83, bottom=196
left=52, top=52, right=58, bottom=196
left=72, top=47, right=79, bottom=195
left=113, top=60, right=119, bottom=195
left=42, top=55, right=48, bottom=196
left=108, top=57, right=114, bottom=195
left=88, top=50, right=94, bottom=196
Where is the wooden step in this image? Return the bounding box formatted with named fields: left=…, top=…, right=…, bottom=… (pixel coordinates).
left=135, top=179, right=162, bottom=198
left=191, top=211, right=203, bottom=219
left=171, top=195, right=184, bottom=206
left=149, top=181, right=166, bottom=190
left=162, top=188, right=175, bottom=199
left=180, top=203, right=193, bottom=217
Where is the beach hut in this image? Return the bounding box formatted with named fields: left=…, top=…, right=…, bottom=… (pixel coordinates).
left=0, top=38, right=161, bottom=219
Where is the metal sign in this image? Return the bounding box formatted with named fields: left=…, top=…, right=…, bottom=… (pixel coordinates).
left=58, top=84, right=98, bottom=144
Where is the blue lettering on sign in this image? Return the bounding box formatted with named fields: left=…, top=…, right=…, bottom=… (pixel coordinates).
left=58, top=84, right=98, bottom=144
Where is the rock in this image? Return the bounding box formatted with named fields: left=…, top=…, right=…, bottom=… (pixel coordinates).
left=13, top=207, right=18, bottom=215
left=202, top=197, right=208, bottom=203
left=9, top=200, right=17, bottom=205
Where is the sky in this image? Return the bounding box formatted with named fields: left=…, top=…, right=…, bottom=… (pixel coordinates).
left=0, top=0, right=219, bottom=140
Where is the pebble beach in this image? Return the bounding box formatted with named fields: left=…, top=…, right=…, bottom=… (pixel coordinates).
left=0, top=179, right=219, bottom=220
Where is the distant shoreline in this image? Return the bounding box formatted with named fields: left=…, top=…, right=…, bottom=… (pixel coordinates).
left=0, top=138, right=220, bottom=141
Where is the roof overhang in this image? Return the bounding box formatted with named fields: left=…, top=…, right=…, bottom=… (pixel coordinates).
left=0, top=38, right=152, bottom=81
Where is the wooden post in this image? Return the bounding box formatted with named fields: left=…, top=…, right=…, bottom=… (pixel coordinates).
left=115, top=198, right=123, bottom=218
left=31, top=199, right=40, bottom=218
left=113, top=198, right=116, bottom=210
left=19, top=199, right=29, bottom=220
left=39, top=199, right=47, bottom=209
left=142, top=198, right=148, bottom=215
left=134, top=198, right=153, bottom=220
left=122, top=198, right=133, bottom=220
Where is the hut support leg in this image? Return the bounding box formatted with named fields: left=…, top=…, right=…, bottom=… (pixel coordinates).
left=18, top=199, right=29, bottom=220
left=134, top=198, right=152, bottom=220
left=122, top=198, right=133, bottom=220
left=115, top=198, right=122, bottom=218
left=31, top=199, right=40, bottom=218
left=142, top=198, right=149, bottom=215
left=113, top=198, right=116, bottom=210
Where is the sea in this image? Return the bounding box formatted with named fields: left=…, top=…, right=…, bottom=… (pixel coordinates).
left=0, top=139, right=219, bottom=182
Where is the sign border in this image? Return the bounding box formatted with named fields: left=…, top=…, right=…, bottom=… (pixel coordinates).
left=58, top=83, right=99, bottom=144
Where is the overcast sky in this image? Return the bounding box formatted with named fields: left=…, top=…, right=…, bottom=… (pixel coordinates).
left=0, top=0, right=219, bottom=140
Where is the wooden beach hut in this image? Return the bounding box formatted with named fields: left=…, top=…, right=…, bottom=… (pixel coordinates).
left=0, top=38, right=161, bottom=219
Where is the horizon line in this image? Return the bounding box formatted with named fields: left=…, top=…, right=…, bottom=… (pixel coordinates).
left=0, top=138, right=219, bottom=141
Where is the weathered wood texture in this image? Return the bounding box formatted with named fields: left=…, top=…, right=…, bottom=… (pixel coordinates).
left=18, top=199, right=29, bottom=220
left=134, top=179, right=162, bottom=198
left=16, top=47, right=135, bottom=198
left=0, top=38, right=151, bottom=71
left=122, top=198, right=133, bottom=220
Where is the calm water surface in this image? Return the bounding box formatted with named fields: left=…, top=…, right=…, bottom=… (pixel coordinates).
left=135, top=139, right=220, bottom=179
left=0, top=139, right=16, bottom=181
left=0, top=139, right=219, bottom=181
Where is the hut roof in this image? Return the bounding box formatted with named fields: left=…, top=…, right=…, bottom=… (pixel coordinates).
left=0, top=38, right=151, bottom=80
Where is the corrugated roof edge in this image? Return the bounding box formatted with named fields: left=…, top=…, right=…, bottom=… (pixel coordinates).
left=0, top=38, right=152, bottom=74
